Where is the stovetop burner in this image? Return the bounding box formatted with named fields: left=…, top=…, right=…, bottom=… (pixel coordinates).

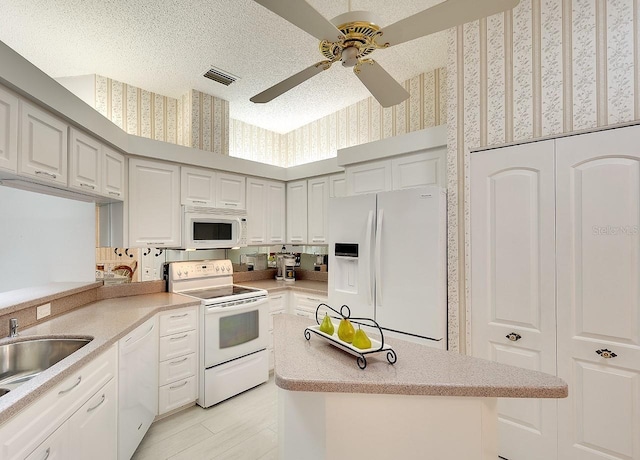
left=180, top=285, right=262, bottom=300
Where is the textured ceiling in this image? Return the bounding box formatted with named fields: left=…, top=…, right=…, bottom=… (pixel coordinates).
left=0, top=0, right=448, bottom=133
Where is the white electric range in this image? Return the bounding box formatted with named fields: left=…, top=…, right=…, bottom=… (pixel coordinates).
left=167, top=260, right=269, bottom=408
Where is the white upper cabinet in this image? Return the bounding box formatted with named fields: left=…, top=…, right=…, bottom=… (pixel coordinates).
left=215, top=172, right=246, bottom=209
left=129, top=158, right=181, bottom=247
left=69, top=128, right=101, bottom=193
left=181, top=166, right=216, bottom=206
left=307, top=176, right=329, bottom=244
left=246, top=178, right=285, bottom=245
left=329, top=173, right=346, bottom=198
left=18, top=100, right=68, bottom=185
left=102, top=146, right=125, bottom=200
left=267, top=181, right=286, bottom=244
left=0, top=86, right=18, bottom=173
left=391, top=149, right=446, bottom=189
left=555, top=126, right=640, bottom=460
left=346, top=159, right=391, bottom=195
left=470, top=140, right=558, bottom=460
left=246, top=177, right=268, bottom=245
left=286, top=180, right=307, bottom=244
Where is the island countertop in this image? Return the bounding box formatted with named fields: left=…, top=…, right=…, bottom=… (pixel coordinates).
left=274, top=314, right=568, bottom=399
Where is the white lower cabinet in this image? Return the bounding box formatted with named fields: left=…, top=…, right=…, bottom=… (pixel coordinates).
left=0, top=344, right=117, bottom=460
left=268, top=292, right=288, bottom=370
left=157, top=307, right=198, bottom=415
left=291, top=293, right=327, bottom=320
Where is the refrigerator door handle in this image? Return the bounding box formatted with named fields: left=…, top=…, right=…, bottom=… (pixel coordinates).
left=365, top=210, right=375, bottom=306
left=375, top=209, right=383, bottom=307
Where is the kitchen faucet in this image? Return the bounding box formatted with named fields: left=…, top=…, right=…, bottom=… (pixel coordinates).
left=9, top=318, right=18, bottom=337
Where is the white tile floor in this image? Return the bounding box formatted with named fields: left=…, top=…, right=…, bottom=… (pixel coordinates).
left=132, top=377, right=278, bottom=460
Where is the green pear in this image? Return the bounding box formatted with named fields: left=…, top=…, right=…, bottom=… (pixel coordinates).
left=337, top=318, right=355, bottom=343
left=319, top=313, right=334, bottom=335
left=352, top=327, right=372, bottom=349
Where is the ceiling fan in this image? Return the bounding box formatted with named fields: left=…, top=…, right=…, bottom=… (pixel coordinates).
left=250, top=0, right=519, bottom=107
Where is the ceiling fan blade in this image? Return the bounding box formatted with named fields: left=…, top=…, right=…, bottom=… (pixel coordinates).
left=253, top=0, right=343, bottom=42
left=250, top=61, right=333, bottom=103
left=354, top=60, right=410, bottom=108
left=381, top=0, right=520, bottom=47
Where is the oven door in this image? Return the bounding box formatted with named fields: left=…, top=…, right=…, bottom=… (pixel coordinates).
left=204, top=297, right=269, bottom=368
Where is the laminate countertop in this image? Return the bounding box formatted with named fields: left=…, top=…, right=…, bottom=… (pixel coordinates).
left=274, top=314, right=568, bottom=399
left=0, top=293, right=200, bottom=425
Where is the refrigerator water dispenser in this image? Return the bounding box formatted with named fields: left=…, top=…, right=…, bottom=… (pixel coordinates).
left=334, top=243, right=359, bottom=294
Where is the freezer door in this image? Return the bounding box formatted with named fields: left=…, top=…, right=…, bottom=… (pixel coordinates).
left=328, top=194, right=376, bottom=319
left=375, top=186, right=447, bottom=344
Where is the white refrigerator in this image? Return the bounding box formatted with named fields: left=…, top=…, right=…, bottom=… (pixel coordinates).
left=328, top=185, right=447, bottom=348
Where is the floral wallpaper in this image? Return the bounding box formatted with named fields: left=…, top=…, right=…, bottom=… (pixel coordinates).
left=446, top=0, right=640, bottom=353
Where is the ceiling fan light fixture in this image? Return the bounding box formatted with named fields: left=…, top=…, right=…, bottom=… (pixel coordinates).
left=341, top=47, right=359, bottom=67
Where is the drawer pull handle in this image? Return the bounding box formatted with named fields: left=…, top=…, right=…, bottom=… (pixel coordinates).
left=170, top=357, right=189, bottom=365
left=170, top=334, right=189, bottom=341
left=58, top=376, right=81, bottom=395
left=87, top=394, right=106, bottom=412
left=506, top=332, right=522, bottom=342
left=35, top=170, right=57, bottom=179
left=79, top=182, right=96, bottom=190
left=596, top=349, right=617, bottom=359
left=193, top=200, right=208, bottom=204
left=170, top=313, right=189, bottom=318
left=306, top=297, right=321, bottom=302
left=170, top=380, right=189, bottom=390
left=108, top=191, right=121, bottom=196
left=41, top=447, right=51, bottom=460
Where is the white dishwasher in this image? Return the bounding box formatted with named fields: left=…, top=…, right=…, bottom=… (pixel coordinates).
left=118, top=316, right=158, bottom=460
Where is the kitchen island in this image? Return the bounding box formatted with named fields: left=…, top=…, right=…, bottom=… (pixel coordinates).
left=274, top=314, right=567, bottom=460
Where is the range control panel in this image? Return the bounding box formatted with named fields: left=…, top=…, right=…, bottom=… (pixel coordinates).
left=168, top=259, right=233, bottom=280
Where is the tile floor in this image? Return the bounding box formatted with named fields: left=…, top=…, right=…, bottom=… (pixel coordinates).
left=131, top=376, right=278, bottom=460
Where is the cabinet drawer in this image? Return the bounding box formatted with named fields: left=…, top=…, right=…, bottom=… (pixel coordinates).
left=0, top=345, right=117, bottom=460
left=159, top=307, right=198, bottom=337
left=269, top=293, right=287, bottom=312
left=159, top=353, right=197, bottom=386
left=294, top=309, right=314, bottom=319
left=158, top=376, right=197, bottom=414
left=159, top=330, right=197, bottom=361
left=269, top=309, right=285, bottom=331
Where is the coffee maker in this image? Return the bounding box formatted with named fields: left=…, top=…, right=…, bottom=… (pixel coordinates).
left=283, top=255, right=296, bottom=282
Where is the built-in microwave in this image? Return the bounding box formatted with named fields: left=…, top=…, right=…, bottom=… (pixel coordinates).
left=182, top=206, right=248, bottom=249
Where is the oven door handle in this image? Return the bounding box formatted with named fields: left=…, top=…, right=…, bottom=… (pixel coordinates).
left=205, top=299, right=268, bottom=314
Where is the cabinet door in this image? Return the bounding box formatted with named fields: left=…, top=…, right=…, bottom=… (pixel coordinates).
left=69, top=128, right=101, bottom=194
left=391, top=148, right=446, bottom=189
left=556, top=126, right=640, bottom=460
left=129, top=158, right=181, bottom=247
left=246, top=177, right=267, bottom=244
left=103, top=146, right=125, bottom=200
left=345, top=160, right=391, bottom=195
left=25, top=422, right=69, bottom=460
left=470, top=140, right=558, bottom=460
left=286, top=180, right=307, bottom=244
left=0, top=86, right=18, bottom=173
left=19, top=100, right=68, bottom=185
left=307, top=176, right=329, bottom=244
left=329, top=173, right=346, bottom=198
left=181, top=166, right=215, bottom=206
left=216, top=172, right=246, bottom=209
left=68, top=378, right=117, bottom=460
left=267, top=181, right=286, bottom=244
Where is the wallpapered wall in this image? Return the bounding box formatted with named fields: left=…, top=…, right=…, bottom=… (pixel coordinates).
left=95, top=77, right=230, bottom=155
left=446, top=0, right=640, bottom=353
left=229, top=68, right=447, bottom=167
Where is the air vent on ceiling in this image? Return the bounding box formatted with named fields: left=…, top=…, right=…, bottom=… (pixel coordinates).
left=203, top=66, right=238, bottom=86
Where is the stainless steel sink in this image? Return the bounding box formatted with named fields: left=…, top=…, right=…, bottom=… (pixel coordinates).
left=0, top=338, right=92, bottom=395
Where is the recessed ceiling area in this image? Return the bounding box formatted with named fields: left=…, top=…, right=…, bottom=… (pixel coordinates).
left=0, top=0, right=448, bottom=134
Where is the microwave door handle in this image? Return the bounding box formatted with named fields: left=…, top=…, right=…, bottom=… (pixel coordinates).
left=235, top=217, right=242, bottom=245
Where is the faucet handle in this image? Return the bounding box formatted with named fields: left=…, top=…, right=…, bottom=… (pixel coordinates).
left=9, top=318, right=18, bottom=337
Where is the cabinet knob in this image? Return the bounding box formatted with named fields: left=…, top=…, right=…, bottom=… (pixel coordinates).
left=505, top=332, right=522, bottom=342
left=596, top=348, right=617, bottom=359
